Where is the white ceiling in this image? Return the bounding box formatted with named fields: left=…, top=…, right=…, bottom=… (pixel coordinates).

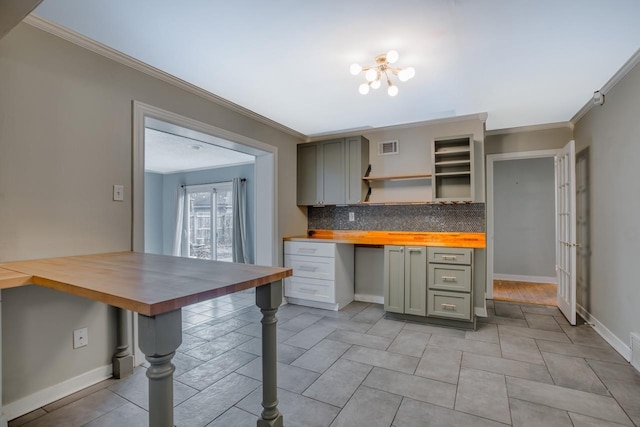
left=34, top=0, right=640, bottom=136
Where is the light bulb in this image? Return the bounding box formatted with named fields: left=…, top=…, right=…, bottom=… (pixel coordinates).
left=386, top=50, right=399, bottom=64
left=359, top=83, right=370, bottom=95
left=350, top=63, right=362, bottom=75
left=404, top=67, right=415, bottom=79
left=398, top=69, right=409, bottom=82
left=371, top=79, right=381, bottom=89
left=388, top=85, right=398, bottom=96
left=365, top=68, right=378, bottom=82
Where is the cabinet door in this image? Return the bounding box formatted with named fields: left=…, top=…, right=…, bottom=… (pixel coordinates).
left=404, top=247, right=427, bottom=316
left=346, top=136, right=370, bottom=204
left=320, top=139, right=346, bottom=205
left=297, top=143, right=319, bottom=205
left=384, top=246, right=405, bottom=314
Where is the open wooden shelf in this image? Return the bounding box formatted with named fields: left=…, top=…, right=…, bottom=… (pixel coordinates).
left=434, top=171, right=472, bottom=177
left=362, top=173, right=432, bottom=181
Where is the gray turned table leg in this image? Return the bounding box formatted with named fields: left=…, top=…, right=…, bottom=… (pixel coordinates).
left=138, top=309, right=182, bottom=427
left=256, top=281, right=284, bottom=427
left=0, top=290, right=7, bottom=427
left=113, top=308, right=134, bottom=379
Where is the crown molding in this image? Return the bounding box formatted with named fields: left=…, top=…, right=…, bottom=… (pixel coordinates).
left=305, top=112, right=488, bottom=142
left=571, top=48, right=640, bottom=125
left=485, top=121, right=573, bottom=137
left=23, top=14, right=306, bottom=140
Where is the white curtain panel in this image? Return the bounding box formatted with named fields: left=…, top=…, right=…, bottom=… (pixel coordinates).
left=232, top=177, right=249, bottom=263
left=173, top=185, right=186, bottom=256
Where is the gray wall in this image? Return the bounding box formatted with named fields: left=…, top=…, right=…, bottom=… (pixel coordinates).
left=573, top=60, right=640, bottom=348
left=144, top=172, right=164, bottom=254
left=485, top=126, right=572, bottom=155
left=493, top=158, right=556, bottom=277
left=145, top=164, right=255, bottom=262
left=0, top=23, right=305, bottom=406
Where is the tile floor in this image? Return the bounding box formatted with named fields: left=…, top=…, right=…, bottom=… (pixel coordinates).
left=9, top=295, right=640, bottom=427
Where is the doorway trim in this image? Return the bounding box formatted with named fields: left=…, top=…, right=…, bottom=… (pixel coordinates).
left=486, top=149, right=560, bottom=299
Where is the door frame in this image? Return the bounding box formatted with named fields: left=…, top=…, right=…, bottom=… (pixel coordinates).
left=486, top=149, right=560, bottom=299
left=131, top=101, right=278, bottom=365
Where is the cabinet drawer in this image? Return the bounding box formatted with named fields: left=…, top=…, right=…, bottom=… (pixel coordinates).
left=428, top=265, right=471, bottom=292
left=427, top=290, right=471, bottom=320
left=428, top=247, right=472, bottom=265
left=284, top=241, right=335, bottom=258
left=284, top=277, right=334, bottom=304
left=285, top=254, right=335, bottom=280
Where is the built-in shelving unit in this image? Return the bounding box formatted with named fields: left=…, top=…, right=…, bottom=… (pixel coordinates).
left=363, top=173, right=432, bottom=181
left=432, top=135, right=474, bottom=202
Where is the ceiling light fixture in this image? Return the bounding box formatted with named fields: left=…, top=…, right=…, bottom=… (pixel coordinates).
left=350, top=50, right=415, bottom=97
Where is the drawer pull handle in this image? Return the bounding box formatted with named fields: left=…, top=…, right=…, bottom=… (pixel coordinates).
left=441, top=303, right=457, bottom=310
left=442, top=255, right=457, bottom=260
left=442, top=276, right=457, bottom=281
left=408, top=247, right=423, bottom=252
left=299, top=287, right=317, bottom=294
left=297, top=265, right=318, bottom=272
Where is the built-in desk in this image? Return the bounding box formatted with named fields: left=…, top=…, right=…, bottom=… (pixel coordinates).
left=0, top=252, right=291, bottom=427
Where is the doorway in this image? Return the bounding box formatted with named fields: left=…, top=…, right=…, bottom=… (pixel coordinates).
left=486, top=149, right=559, bottom=305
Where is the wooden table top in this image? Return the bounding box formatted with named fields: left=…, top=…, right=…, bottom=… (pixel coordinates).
left=0, top=252, right=292, bottom=316
left=285, top=230, right=486, bottom=249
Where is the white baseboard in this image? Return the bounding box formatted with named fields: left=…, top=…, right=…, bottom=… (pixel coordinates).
left=576, top=304, right=632, bottom=363
left=493, top=274, right=557, bottom=285
left=4, top=364, right=113, bottom=421
left=354, top=294, right=384, bottom=304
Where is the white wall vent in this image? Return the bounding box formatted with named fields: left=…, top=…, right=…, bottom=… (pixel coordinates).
left=631, top=332, right=640, bottom=372
left=378, top=140, right=399, bottom=156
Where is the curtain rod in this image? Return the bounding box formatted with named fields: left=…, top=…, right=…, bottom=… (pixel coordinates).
left=181, top=178, right=244, bottom=188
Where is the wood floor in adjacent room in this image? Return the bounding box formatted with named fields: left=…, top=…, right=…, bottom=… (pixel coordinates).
left=493, top=280, right=557, bottom=306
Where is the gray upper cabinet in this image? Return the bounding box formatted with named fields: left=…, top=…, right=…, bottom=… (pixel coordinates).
left=297, top=136, right=370, bottom=206
left=432, top=135, right=474, bottom=202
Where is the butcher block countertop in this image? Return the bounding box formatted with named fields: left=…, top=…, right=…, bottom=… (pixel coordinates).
left=284, top=230, right=486, bottom=249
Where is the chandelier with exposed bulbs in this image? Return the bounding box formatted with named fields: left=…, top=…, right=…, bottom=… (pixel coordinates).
left=350, top=50, right=415, bottom=96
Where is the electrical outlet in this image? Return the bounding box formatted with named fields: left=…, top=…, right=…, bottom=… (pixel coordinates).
left=73, top=327, right=88, bottom=349
left=113, top=185, right=124, bottom=201
left=349, top=212, right=355, bottom=222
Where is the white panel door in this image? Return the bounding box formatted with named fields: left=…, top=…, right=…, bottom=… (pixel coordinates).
left=556, top=140, right=577, bottom=325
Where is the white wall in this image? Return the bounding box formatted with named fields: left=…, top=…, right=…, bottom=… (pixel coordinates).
left=493, top=157, right=556, bottom=278
left=0, top=23, right=305, bottom=408
left=573, top=60, right=640, bottom=352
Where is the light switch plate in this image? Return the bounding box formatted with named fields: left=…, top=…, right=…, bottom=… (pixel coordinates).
left=113, top=185, right=124, bottom=201
left=349, top=212, right=355, bottom=222
left=73, top=327, right=88, bottom=349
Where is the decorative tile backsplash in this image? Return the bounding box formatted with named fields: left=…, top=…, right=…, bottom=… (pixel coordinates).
left=308, top=203, right=485, bottom=232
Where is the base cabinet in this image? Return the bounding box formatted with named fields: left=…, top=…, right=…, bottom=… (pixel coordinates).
left=427, top=247, right=473, bottom=321
left=383, top=245, right=427, bottom=316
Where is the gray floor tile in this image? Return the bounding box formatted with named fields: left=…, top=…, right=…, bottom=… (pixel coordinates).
left=506, top=376, right=633, bottom=426
left=235, top=357, right=320, bottom=393
left=279, top=313, right=323, bottom=332
left=339, top=301, right=371, bottom=316
left=234, top=336, right=306, bottom=364
left=499, top=334, right=545, bottom=365
left=186, top=318, right=249, bottom=340
left=392, top=397, right=507, bottom=427
left=478, top=313, right=529, bottom=327
left=237, top=386, right=341, bottom=427
left=175, top=349, right=257, bottom=390
left=8, top=409, right=47, bottom=427
left=387, top=330, right=431, bottom=357
left=587, top=359, right=640, bottom=425
left=455, top=368, right=511, bottom=424
left=509, top=398, right=572, bottom=427
left=174, top=373, right=260, bottom=427
left=498, top=324, right=571, bottom=343
left=83, top=402, right=148, bottom=427
left=172, top=351, right=207, bottom=376
left=415, top=345, right=462, bottom=384
left=22, top=389, right=126, bottom=427
left=185, top=331, right=254, bottom=361
left=291, top=338, right=352, bottom=373
left=42, top=378, right=118, bottom=412
left=315, top=317, right=372, bottom=333
left=327, top=329, right=392, bottom=350
left=428, top=334, right=502, bottom=357
left=465, top=322, right=499, bottom=343
left=524, top=312, right=563, bottom=332
left=330, top=385, right=401, bottom=427
left=206, top=407, right=256, bottom=427
left=177, top=332, right=209, bottom=353
left=350, top=304, right=386, bottom=323
left=366, top=318, right=405, bottom=338
left=342, top=345, right=419, bottom=374
left=536, top=340, right=628, bottom=364
left=520, top=304, right=557, bottom=316
left=560, top=324, right=612, bottom=348
left=494, top=301, right=525, bottom=319
left=234, top=322, right=298, bottom=342
left=284, top=324, right=336, bottom=349
left=364, top=367, right=456, bottom=408
left=182, top=311, right=214, bottom=325
left=402, top=322, right=466, bottom=338
left=108, top=368, right=197, bottom=410
left=569, top=412, right=631, bottom=427
left=541, top=352, right=609, bottom=395
left=462, top=352, right=553, bottom=383
left=303, top=359, right=373, bottom=408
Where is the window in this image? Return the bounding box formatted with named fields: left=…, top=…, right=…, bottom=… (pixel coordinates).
left=183, top=182, right=233, bottom=261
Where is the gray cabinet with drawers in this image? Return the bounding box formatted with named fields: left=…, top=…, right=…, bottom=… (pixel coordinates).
left=427, top=247, right=473, bottom=321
